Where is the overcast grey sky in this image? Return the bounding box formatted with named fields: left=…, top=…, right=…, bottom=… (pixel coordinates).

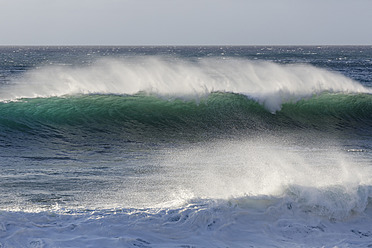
left=1, top=0, right=371, bottom=45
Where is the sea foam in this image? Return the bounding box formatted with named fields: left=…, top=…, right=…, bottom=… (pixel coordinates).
left=1, top=138, right=371, bottom=248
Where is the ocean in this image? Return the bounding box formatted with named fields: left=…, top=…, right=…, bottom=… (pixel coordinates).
left=0, top=46, right=372, bottom=247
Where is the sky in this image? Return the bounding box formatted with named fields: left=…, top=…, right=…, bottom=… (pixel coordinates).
left=1, top=0, right=372, bottom=46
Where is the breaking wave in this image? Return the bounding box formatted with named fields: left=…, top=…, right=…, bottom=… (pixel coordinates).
left=1, top=57, right=369, bottom=113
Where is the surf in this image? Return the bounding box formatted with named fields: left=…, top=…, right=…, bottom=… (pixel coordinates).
left=1, top=57, right=370, bottom=112
left=2, top=47, right=372, bottom=248
left=2, top=137, right=371, bottom=247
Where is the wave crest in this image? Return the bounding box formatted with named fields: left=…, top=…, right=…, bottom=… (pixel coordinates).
left=1, top=57, right=369, bottom=112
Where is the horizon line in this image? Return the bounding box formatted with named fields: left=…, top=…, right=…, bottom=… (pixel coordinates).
left=1, top=44, right=372, bottom=47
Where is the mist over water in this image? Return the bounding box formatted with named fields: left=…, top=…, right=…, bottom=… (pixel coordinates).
left=146, top=137, right=371, bottom=206
left=1, top=57, right=369, bottom=112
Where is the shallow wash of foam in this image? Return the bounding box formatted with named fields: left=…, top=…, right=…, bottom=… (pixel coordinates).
left=1, top=139, right=372, bottom=247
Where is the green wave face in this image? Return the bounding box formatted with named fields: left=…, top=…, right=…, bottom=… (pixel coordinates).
left=1, top=92, right=372, bottom=141
left=279, top=93, right=372, bottom=130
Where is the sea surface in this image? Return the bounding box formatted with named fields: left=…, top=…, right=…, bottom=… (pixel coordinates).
left=1, top=46, right=372, bottom=247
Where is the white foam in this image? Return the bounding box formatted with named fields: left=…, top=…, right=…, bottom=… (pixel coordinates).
left=73, top=137, right=372, bottom=218
left=1, top=192, right=371, bottom=247
left=1, top=57, right=369, bottom=112
left=1, top=138, right=372, bottom=247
